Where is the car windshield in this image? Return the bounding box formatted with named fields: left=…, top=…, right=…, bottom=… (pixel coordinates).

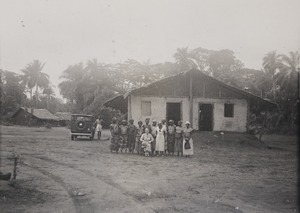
left=73, top=116, right=93, bottom=121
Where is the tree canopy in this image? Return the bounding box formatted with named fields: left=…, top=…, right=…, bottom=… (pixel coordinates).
left=1, top=47, right=298, bottom=131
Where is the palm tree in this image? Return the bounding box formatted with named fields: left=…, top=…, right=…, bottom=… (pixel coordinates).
left=21, top=60, right=49, bottom=108
left=276, top=51, right=300, bottom=91
left=174, top=47, right=199, bottom=72
left=262, top=51, right=282, bottom=101
left=275, top=51, right=300, bottom=124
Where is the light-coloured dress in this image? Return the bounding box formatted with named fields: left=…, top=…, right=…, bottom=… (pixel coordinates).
left=155, top=127, right=165, bottom=152
left=140, top=133, right=153, bottom=153
left=182, top=127, right=194, bottom=156
left=95, top=119, right=102, bottom=132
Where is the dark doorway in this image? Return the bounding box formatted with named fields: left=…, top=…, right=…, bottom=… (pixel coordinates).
left=199, top=103, right=213, bottom=131
left=166, top=103, right=181, bottom=125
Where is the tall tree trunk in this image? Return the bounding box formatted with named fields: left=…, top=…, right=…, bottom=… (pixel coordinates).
left=35, top=85, right=39, bottom=108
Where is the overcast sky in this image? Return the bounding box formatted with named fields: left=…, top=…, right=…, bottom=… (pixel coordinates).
left=1, top=0, right=299, bottom=97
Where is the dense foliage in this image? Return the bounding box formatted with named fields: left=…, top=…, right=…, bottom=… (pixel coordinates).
left=1, top=48, right=299, bottom=132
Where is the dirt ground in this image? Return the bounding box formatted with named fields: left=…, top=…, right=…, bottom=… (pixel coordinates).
left=0, top=125, right=297, bottom=213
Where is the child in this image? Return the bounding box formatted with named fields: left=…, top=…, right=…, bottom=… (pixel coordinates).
left=140, top=128, right=153, bottom=157
left=127, top=119, right=136, bottom=153
left=119, top=120, right=128, bottom=153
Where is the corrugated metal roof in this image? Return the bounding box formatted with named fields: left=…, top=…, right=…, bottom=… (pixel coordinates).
left=21, top=107, right=59, bottom=120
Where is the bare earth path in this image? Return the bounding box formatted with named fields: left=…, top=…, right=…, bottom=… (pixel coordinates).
left=0, top=125, right=297, bottom=212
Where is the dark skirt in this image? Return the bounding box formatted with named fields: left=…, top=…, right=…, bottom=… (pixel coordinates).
left=135, top=135, right=142, bottom=152
left=174, top=133, right=183, bottom=152
left=128, top=134, right=135, bottom=151
left=119, top=134, right=128, bottom=149
left=167, top=134, right=175, bottom=153
left=151, top=136, right=156, bottom=152
left=110, top=135, right=120, bottom=151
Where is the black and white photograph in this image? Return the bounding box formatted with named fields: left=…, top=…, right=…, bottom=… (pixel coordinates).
left=0, top=0, right=299, bottom=212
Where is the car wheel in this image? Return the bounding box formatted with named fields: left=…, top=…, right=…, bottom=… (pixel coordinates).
left=71, top=135, right=74, bottom=140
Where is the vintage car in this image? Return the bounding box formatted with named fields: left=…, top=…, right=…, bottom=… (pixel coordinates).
left=70, top=114, right=95, bottom=140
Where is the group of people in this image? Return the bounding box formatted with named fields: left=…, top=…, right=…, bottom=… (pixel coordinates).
left=109, top=117, right=194, bottom=157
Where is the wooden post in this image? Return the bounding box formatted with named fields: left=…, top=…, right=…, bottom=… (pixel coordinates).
left=189, top=71, right=193, bottom=127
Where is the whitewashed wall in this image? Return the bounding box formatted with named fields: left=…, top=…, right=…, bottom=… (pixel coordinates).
left=192, top=98, right=248, bottom=132
left=129, top=95, right=189, bottom=125
left=129, top=95, right=248, bottom=132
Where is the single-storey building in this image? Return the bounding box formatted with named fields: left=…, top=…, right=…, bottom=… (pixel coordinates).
left=104, top=69, right=277, bottom=132
left=11, top=107, right=59, bottom=126
left=55, top=112, right=72, bottom=126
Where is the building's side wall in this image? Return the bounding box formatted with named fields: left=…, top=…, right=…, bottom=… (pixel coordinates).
left=130, top=95, right=190, bottom=125
left=12, top=110, right=38, bottom=126
left=12, top=110, right=28, bottom=125
left=192, top=98, right=248, bottom=132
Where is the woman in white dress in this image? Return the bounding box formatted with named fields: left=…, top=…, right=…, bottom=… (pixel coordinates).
left=182, top=121, right=194, bottom=157
left=155, top=123, right=165, bottom=156
left=161, top=118, right=167, bottom=153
